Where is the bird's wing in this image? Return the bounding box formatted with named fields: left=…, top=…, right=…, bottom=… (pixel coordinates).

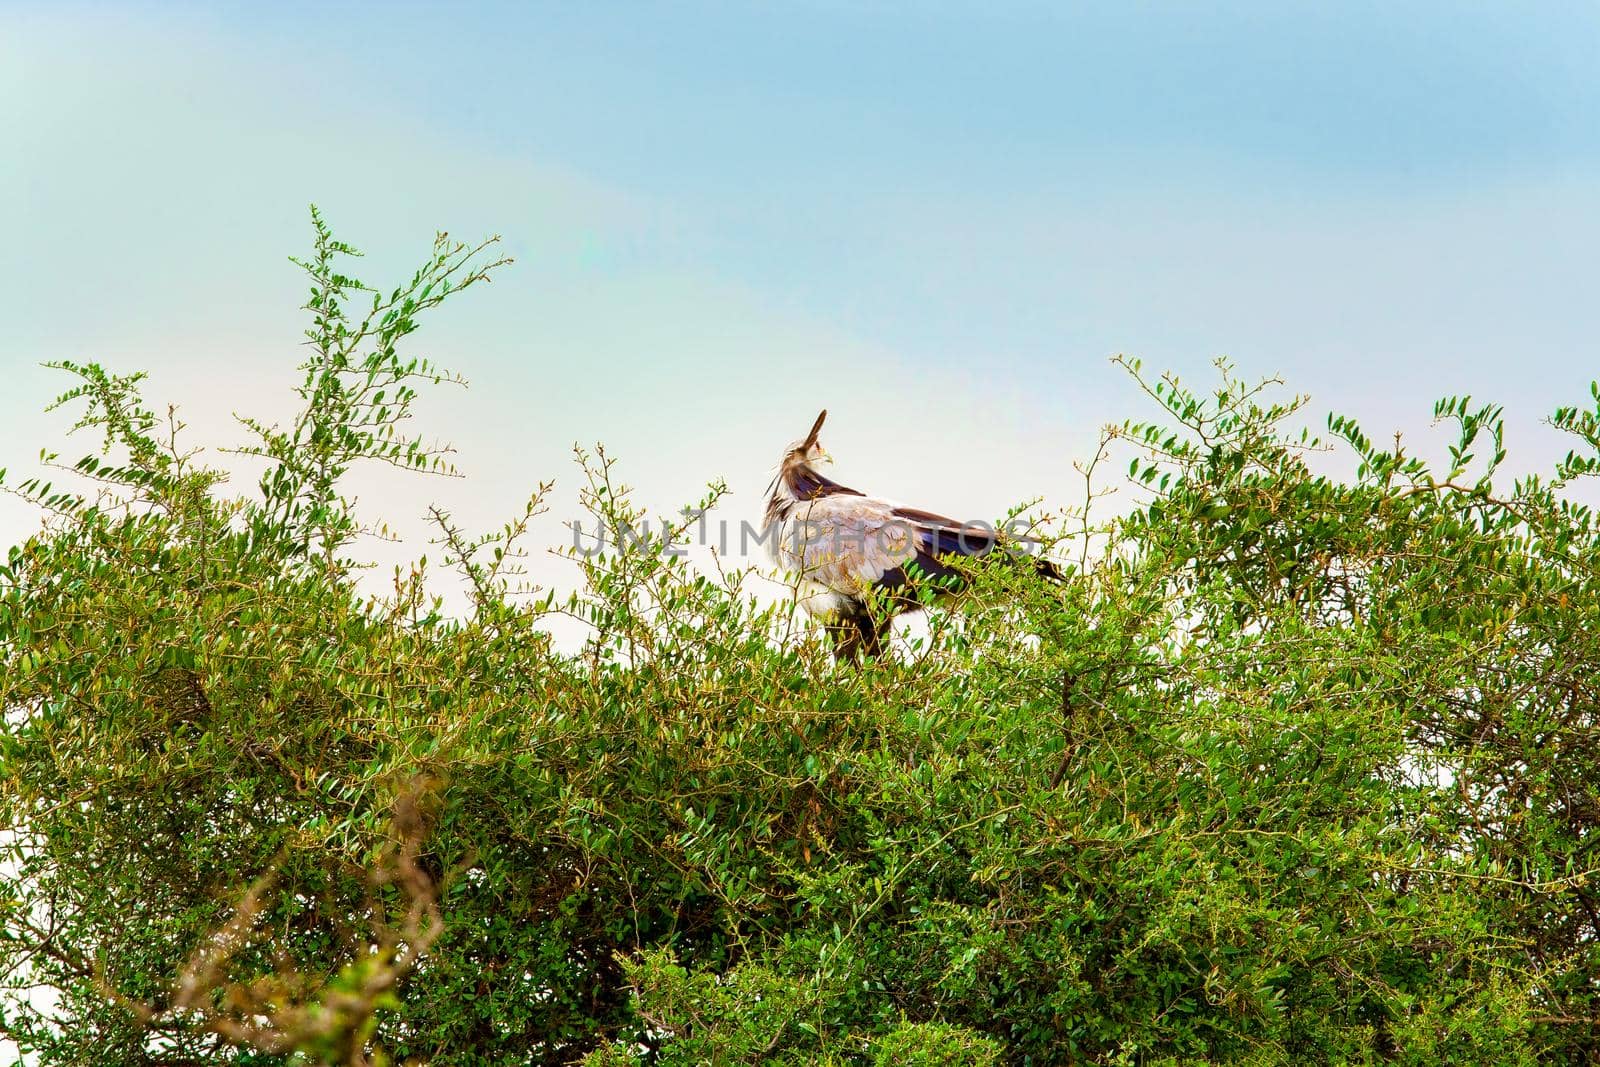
left=893, top=506, right=1061, bottom=581
left=777, top=494, right=921, bottom=594
left=890, top=505, right=1000, bottom=558
left=777, top=495, right=975, bottom=598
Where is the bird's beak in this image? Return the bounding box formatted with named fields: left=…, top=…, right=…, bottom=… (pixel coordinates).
left=818, top=446, right=835, bottom=466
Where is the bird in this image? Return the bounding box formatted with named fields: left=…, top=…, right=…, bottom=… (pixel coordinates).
left=765, top=409, right=1062, bottom=661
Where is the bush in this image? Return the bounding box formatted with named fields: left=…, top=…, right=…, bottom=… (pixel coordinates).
left=1, top=212, right=1597, bottom=1064
left=872, top=1021, right=1003, bottom=1066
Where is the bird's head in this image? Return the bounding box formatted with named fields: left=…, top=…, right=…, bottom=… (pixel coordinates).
left=785, top=409, right=832, bottom=468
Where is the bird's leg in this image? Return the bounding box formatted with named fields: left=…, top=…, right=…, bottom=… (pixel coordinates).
left=825, top=615, right=864, bottom=663
left=829, top=601, right=886, bottom=663
left=860, top=613, right=889, bottom=659
left=826, top=599, right=886, bottom=664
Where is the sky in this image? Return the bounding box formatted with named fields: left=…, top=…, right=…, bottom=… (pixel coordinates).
left=5, top=2, right=1600, bottom=610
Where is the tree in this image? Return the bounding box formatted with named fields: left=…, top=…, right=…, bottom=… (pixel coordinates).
left=1, top=212, right=1597, bottom=1064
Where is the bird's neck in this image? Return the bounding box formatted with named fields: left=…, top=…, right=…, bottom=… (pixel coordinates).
left=766, top=460, right=805, bottom=523
left=782, top=460, right=827, bottom=501
left=766, top=458, right=861, bottom=525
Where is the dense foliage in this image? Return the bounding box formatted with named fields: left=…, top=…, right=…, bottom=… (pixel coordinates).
left=3, top=215, right=1599, bottom=1065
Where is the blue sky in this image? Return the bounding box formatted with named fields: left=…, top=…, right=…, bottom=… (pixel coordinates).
left=5, top=3, right=1600, bottom=592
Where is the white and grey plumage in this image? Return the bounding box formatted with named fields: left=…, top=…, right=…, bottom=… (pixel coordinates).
left=765, top=410, right=1060, bottom=660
